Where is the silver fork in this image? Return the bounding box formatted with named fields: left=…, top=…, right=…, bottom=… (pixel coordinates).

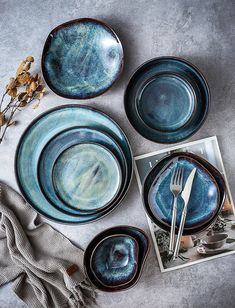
left=169, top=167, right=184, bottom=255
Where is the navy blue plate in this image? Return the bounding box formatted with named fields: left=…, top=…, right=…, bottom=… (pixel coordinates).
left=142, top=153, right=225, bottom=235
left=84, top=226, right=149, bottom=292
left=38, top=127, right=127, bottom=216
left=42, top=18, right=123, bottom=99
left=124, top=57, right=210, bottom=143
left=15, top=105, right=133, bottom=224
left=90, top=234, right=139, bottom=288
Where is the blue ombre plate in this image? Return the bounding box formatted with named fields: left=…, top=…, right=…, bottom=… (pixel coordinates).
left=52, top=143, right=122, bottom=212
left=84, top=226, right=149, bottom=292
left=42, top=18, right=123, bottom=99
left=136, top=73, right=196, bottom=132
left=38, top=127, right=127, bottom=216
left=90, top=234, right=139, bottom=288
left=143, top=153, right=225, bottom=235
left=15, top=105, right=133, bottom=224
left=125, top=57, right=210, bottom=143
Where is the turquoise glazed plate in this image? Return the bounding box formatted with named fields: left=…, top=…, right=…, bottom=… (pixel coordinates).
left=84, top=226, right=149, bottom=292
left=124, top=57, right=210, bottom=143
left=142, top=153, right=225, bottom=235
left=42, top=18, right=123, bottom=99
left=90, top=234, right=139, bottom=288
left=52, top=143, right=122, bottom=212
left=38, top=127, right=127, bottom=216
left=15, top=105, right=133, bottom=224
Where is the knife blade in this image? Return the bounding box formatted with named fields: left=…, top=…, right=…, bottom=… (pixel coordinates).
left=173, top=167, right=197, bottom=259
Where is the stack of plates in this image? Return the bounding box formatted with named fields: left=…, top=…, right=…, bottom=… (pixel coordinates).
left=15, top=105, right=133, bottom=224
left=142, top=152, right=225, bottom=235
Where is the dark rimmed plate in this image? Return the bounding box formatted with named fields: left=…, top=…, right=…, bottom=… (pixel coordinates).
left=15, top=105, right=133, bottom=224
left=90, top=234, right=139, bottom=288
left=142, top=152, right=225, bottom=235
left=38, top=126, right=128, bottom=216
left=124, top=57, right=210, bottom=143
left=42, top=18, right=124, bottom=99
left=84, top=226, right=149, bottom=292
left=52, top=143, right=122, bottom=212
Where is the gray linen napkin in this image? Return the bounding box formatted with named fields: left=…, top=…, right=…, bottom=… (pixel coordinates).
left=0, top=182, right=96, bottom=308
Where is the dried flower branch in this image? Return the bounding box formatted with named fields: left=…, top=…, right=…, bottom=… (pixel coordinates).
left=0, top=56, right=45, bottom=144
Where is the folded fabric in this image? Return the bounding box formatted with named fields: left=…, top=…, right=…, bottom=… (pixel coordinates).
left=0, top=182, right=96, bottom=308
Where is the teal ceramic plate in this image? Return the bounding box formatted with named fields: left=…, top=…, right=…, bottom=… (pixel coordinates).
left=38, top=127, right=127, bottom=216
left=142, top=153, right=225, bottom=235
left=84, top=226, right=149, bottom=292
left=52, top=143, right=122, bottom=212
left=15, top=105, right=133, bottom=224
left=42, top=18, right=123, bottom=99
left=124, top=57, right=210, bottom=143
left=90, top=234, right=139, bottom=288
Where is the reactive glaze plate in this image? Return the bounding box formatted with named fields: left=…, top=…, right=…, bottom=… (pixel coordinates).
left=90, top=234, right=139, bottom=288
left=42, top=18, right=123, bottom=99
left=84, top=226, right=149, bottom=292
left=52, top=143, right=122, bottom=212
left=15, top=105, right=133, bottom=224
left=142, top=153, right=225, bottom=235
left=38, top=127, right=127, bottom=216
left=125, top=57, right=210, bottom=143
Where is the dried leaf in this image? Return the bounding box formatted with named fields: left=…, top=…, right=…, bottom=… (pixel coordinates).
left=17, top=72, right=30, bottom=86
left=7, top=87, right=17, bottom=97
left=0, top=112, right=6, bottom=126
left=26, top=56, right=34, bottom=63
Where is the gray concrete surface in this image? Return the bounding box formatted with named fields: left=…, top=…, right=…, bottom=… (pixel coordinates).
left=0, top=0, right=235, bottom=307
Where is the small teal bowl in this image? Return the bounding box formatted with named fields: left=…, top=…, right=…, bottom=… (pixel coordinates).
left=42, top=18, right=124, bottom=99
left=124, top=57, right=210, bottom=143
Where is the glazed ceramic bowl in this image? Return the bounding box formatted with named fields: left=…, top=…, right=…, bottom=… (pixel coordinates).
left=202, top=234, right=228, bottom=249
left=90, top=234, right=139, bottom=288
left=124, top=57, right=210, bottom=143
left=15, top=105, right=133, bottom=224
left=84, top=226, right=149, bottom=292
left=42, top=18, right=123, bottom=99
left=38, top=127, right=128, bottom=216
left=142, top=152, right=225, bottom=235
left=52, top=143, right=122, bottom=213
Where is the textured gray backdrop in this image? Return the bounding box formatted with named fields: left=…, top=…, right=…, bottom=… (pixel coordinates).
left=0, top=0, right=235, bottom=307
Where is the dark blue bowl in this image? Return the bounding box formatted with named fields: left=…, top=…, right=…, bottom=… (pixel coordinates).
left=84, top=226, right=149, bottom=292
left=142, top=152, right=225, bottom=235
left=42, top=18, right=124, bottom=99
left=124, top=57, right=210, bottom=143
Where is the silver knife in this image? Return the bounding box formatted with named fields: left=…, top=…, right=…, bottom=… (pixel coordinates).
left=173, top=167, right=197, bottom=260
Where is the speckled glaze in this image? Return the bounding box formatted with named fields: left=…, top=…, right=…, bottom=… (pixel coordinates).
left=148, top=157, right=219, bottom=228
left=38, top=127, right=127, bottom=216
left=53, top=143, right=122, bottom=211
left=142, top=153, right=225, bottom=235
left=91, top=234, right=139, bottom=288
left=42, top=18, right=123, bottom=99
left=84, top=226, right=149, bottom=292
left=136, top=73, right=196, bottom=132
left=124, top=57, right=210, bottom=143
left=15, top=105, right=133, bottom=224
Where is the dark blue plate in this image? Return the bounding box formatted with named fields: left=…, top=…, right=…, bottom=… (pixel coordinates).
left=38, top=127, right=127, bottom=216
left=42, top=18, right=123, bottom=99
left=142, top=153, right=225, bottom=235
left=15, top=105, right=133, bottom=224
left=90, top=234, right=139, bottom=288
left=84, top=226, right=149, bottom=292
left=125, top=57, right=210, bottom=143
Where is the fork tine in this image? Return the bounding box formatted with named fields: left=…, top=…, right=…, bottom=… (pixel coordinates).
left=173, top=167, right=179, bottom=185
left=180, top=168, right=184, bottom=186
left=176, top=167, right=181, bottom=184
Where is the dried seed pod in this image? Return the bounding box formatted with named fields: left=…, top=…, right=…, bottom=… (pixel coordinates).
left=26, top=56, right=34, bottom=63
left=18, top=92, right=27, bottom=101
left=19, top=100, right=27, bottom=107
left=0, top=112, right=6, bottom=126
left=7, top=87, right=17, bottom=97
left=29, top=81, right=37, bottom=91
left=17, top=72, right=31, bottom=86
left=6, top=78, right=16, bottom=90
left=16, top=61, right=26, bottom=76
left=24, top=62, right=31, bottom=71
